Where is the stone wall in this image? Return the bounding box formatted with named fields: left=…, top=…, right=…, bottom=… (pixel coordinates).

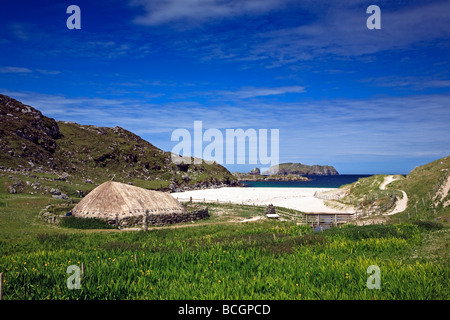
left=40, top=204, right=209, bottom=228
left=117, top=206, right=209, bottom=228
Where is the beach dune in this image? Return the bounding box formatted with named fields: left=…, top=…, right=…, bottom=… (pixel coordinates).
left=172, top=187, right=354, bottom=213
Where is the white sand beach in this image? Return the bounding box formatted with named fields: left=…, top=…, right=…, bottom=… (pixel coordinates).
left=172, top=187, right=355, bottom=213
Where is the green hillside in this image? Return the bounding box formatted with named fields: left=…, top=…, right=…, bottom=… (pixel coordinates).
left=0, top=94, right=237, bottom=196
left=335, top=156, right=450, bottom=226
left=394, top=155, right=450, bottom=225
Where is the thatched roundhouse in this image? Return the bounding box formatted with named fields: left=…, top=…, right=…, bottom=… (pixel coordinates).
left=71, top=181, right=208, bottom=227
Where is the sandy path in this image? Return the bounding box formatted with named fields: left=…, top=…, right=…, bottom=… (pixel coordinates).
left=387, top=190, right=408, bottom=215
left=435, top=175, right=450, bottom=207
left=380, top=175, right=397, bottom=190
left=379, top=175, right=408, bottom=215
left=172, top=187, right=353, bottom=213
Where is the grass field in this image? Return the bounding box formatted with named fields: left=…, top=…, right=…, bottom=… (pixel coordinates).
left=0, top=192, right=448, bottom=300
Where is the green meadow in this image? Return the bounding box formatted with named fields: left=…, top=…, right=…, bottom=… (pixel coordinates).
left=0, top=192, right=448, bottom=300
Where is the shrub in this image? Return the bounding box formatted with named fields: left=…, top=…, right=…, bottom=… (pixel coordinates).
left=294, top=233, right=329, bottom=246
left=323, top=223, right=420, bottom=240
left=37, top=233, right=70, bottom=244
left=101, top=241, right=142, bottom=251
left=412, top=220, right=444, bottom=231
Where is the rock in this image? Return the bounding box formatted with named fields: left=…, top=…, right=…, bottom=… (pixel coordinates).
left=9, top=186, right=16, bottom=194
left=168, top=182, right=177, bottom=191
left=52, top=193, right=68, bottom=200
left=250, top=168, right=260, bottom=175
left=50, top=188, right=61, bottom=195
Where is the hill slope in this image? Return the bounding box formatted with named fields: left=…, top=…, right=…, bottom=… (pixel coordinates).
left=331, top=155, right=450, bottom=226
left=0, top=94, right=237, bottom=195
left=398, top=155, right=450, bottom=224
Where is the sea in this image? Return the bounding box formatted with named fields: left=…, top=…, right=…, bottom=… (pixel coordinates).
left=241, top=174, right=373, bottom=189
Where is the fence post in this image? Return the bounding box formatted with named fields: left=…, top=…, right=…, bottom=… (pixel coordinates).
left=190, top=196, right=192, bottom=203
left=81, top=262, right=85, bottom=281
left=0, top=272, right=4, bottom=300
left=143, top=209, right=149, bottom=231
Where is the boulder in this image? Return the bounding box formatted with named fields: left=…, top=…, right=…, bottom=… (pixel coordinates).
left=50, top=188, right=61, bottom=195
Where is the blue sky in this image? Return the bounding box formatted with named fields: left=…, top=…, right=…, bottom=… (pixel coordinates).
left=1, top=0, right=449, bottom=174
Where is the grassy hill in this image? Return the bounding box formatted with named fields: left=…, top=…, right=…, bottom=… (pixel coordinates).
left=393, top=155, right=450, bottom=225
left=0, top=94, right=237, bottom=196
left=333, top=156, right=450, bottom=226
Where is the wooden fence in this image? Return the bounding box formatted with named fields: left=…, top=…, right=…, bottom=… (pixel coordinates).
left=176, top=197, right=264, bottom=207
left=176, top=197, right=359, bottom=227
left=276, top=208, right=358, bottom=226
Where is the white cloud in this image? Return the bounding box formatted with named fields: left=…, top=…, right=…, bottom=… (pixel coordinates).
left=130, top=0, right=292, bottom=26
left=208, top=86, right=306, bottom=99
left=0, top=66, right=32, bottom=74
left=2, top=90, right=448, bottom=162
left=142, top=1, right=450, bottom=65
left=245, top=1, right=450, bottom=65
left=0, top=66, right=61, bottom=75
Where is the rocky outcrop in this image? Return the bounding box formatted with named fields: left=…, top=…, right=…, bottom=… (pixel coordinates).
left=232, top=171, right=310, bottom=182
left=0, top=94, right=61, bottom=167
left=263, top=163, right=339, bottom=176
left=0, top=94, right=238, bottom=193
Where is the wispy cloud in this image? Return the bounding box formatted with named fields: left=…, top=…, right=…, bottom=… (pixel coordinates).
left=196, top=85, right=307, bottom=100
left=130, top=0, right=292, bottom=26
left=3, top=90, right=448, bottom=163
left=36, top=69, right=62, bottom=75
left=0, top=66, right=32, bottom=74
left=0, top=66, right=61, bottom=75
left=244, top=1, right=450, bottom=66
left=7, top=23, right=31, bottom=41
left=363, top=76, right=450, bottom=90
left=145, top=0, right=450, bottom=66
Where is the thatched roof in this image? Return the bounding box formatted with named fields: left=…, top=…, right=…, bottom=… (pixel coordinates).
left=71, top=181, right=185, bottom=219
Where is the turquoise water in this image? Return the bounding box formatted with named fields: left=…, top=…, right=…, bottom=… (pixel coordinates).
left=241, top=174, right=372, bottom=188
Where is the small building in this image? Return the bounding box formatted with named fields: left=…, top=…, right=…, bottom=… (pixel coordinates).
left=264, top=204, right=279, bottom=219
